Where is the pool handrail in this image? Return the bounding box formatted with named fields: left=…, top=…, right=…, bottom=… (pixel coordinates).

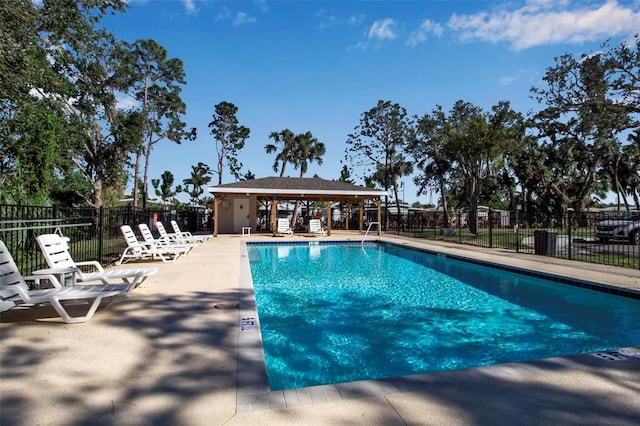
left=362, top=222, right=380, bottom=247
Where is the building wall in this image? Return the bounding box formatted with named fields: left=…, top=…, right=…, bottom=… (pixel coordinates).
left=217, top=195, right=256, bottom=234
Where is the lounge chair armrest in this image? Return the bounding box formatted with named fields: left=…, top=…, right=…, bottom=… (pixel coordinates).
left=128, top=241, right=155, bottom=250
left=23, top=273, right=64, bottom=288
left=75, top=260, right=104, bottom=272
left=31, top=267, right=77, bottom=278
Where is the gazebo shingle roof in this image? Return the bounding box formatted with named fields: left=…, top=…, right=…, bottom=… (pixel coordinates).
left=208, top=176, right=386, bottom=201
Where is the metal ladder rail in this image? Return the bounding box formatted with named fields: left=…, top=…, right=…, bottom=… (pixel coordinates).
left=361, top=221, right=380, bottom=247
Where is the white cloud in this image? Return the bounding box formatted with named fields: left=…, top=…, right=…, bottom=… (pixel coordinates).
left=407, top=19, right=444, bottom=47
left=348, top=41, right=369, bottom=52
left=316, top=9, right=365, bottom=29
left=447, top=0, right=640, bottom=50
left=233, top=11, right=257, bottom=26
left=254, top=0, right=268, bottom=13
left=500, top=75, right=518, bottom=86
left=215, top=6, right=231, bottom=21
left=347, top=14, right=366, bottom=26
left=368, top=18, right=397, bottom=40
left=182, top=0, right=196, bottom=15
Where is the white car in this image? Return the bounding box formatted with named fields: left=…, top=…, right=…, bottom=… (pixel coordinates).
left=595, top=211, right=640, bottom=244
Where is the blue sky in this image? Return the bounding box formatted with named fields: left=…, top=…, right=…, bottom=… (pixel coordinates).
left=102, top=0, right=640, bottom=204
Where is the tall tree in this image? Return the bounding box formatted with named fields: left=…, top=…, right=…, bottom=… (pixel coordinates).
left=530, top=43, right=633, bottom=212
left=152, top=170, right=178, bottom=204
left=208, top=101, right=250, bottom=184
left=345, top=100, right=413, bottom=229
left=181, top=162, right=212, bottom=204
left=411, top=100, right=525, bottom=232
left=503, top=131, right=545, bottom=214
left=265, top=129, right=297, bottom=176
left=0, top=0, right=74, bottom=203
left=408, top=105, right=457, bottom=225
left=606, top=33, right=640, bottom=209
left=292, top=131, right=326, bottom=178
left=32, top=0, right=138, bottom=208
left=290, top=131, right=326, bottom=226
left=129, top=39, right=196, bottom=209
left=450, top=101, right=525, bottom=233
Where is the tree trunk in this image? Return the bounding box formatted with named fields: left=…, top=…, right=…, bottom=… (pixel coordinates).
left=439, top=180, right=449, bottom=227
left=290, top=169, right=303, bottom=229
left=94, top=179, right=103, bottom=209
left=142, top=134, right=153, bottom=210
left=468, top=174, right=480, bottom=235
left=392, top=183, right=401, bottom=232
left=132, top=151, right=141, bottom=208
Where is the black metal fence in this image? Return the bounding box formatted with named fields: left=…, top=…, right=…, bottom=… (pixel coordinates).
left=375, top=208, right=640, bottom=269
left=3, top=203, right=638, bottom=273
left=0, top=204, right=211, bottom=275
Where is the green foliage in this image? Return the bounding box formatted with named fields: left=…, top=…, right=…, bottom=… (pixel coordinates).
left=152, top=171, right=178, bottom=202
left=265, top=129, right=297, bottom=176
left=338, top=165, right=354, bottom=184
left=530, top=35, right=639, bottom=212
left=292, top=131, right=326, bottom=178
left=408, top=100, right=525, bottom=232
left=241, top=170, right=256, bottom=181
left=182, top=162, right=212, bottom=204
left=346, top=100, right=414, bottom=225
left=346, top=100, right=414, bottom=190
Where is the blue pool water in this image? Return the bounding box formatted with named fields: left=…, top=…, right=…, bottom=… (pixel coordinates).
left=248, top=242, right=640, bottom=391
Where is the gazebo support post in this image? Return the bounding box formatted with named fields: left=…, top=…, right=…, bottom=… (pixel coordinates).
left=375, top=199, right=382, bottom=236
left=327, top=201, right=332, bottom=236
left=271, top=198, right=278, bottom=236
left=213, top=197, right=221, bottom=237
left=345, top=201, right=350, bottom=231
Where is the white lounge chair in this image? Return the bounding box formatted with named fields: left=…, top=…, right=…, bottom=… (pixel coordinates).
left=35, top=233, right=157, bottom=289
left=0, top=240, right=131, bottom=323
left=308, top=219, right=327, bottom=237
left=277, top=218, right=294, bottom=236
left=117, top=225, right=183, bottom=264
left=157, top=221, right=201, bottom=246
left=170, top=220, right=210, bottom=244
left=138, top=223, right=192, bottom=255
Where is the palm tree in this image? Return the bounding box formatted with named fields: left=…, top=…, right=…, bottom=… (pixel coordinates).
left=290, top=131, right=326, bottom=227
left=265, top=129, right=297, bottom=177
left=292, top=131, right=326, bottom=178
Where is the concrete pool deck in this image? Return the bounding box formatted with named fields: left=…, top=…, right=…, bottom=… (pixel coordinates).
left=1, top=231, right=639, bottom=425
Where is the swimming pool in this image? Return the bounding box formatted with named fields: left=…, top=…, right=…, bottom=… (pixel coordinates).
left=247, top=241, right=640, bottom=391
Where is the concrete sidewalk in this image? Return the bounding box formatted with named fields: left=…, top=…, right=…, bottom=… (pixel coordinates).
left=1, top=232, right=639, bottom=425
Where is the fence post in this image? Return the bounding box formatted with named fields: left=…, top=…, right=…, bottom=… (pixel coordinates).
left=515, top=209, right=520, bottom=253
left=488, top=208, right=493, bottom=248
left=458, top=210, right=462, bottom=244
left=98, top=206, right=104, bottom=264
left=567, top=210, right=572, bottom=260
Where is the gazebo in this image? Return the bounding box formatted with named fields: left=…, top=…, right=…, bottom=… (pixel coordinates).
left=207, top=177, right=387, bottom=236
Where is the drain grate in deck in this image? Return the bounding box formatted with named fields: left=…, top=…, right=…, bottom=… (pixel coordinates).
left=591, top=349, right=640, bottom=361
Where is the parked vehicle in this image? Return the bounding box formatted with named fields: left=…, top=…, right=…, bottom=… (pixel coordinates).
left=595, top=211, right=640, bottom=244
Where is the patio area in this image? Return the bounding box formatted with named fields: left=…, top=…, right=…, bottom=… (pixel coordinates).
left=1, top=231, right=640, bottom=425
